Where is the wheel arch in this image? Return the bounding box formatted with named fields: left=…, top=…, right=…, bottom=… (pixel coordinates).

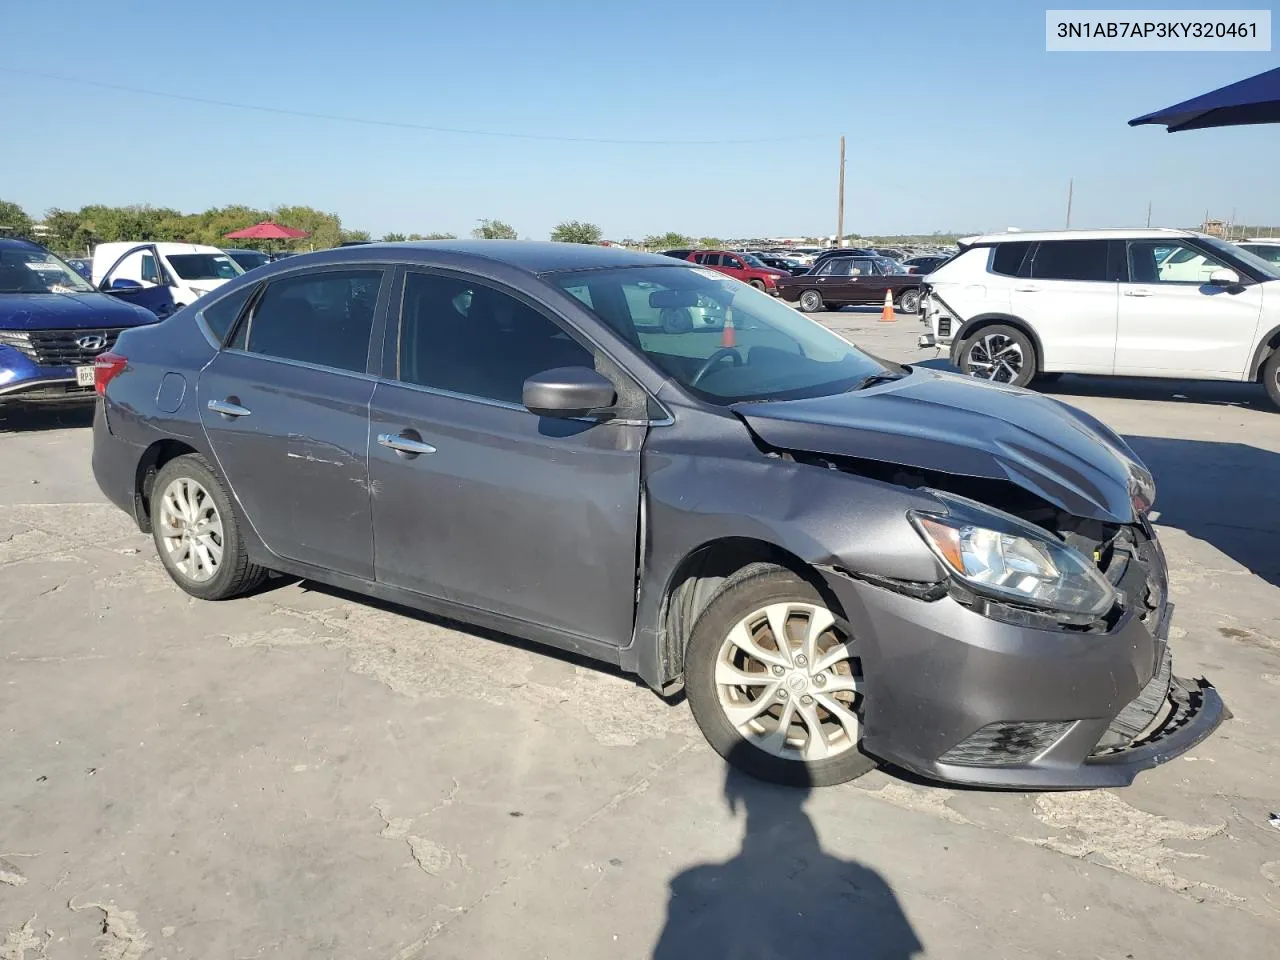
left=1248, top=323, right=1280, bottom=380
left=133, top=439, right=202, bottom=532
left=649, top=537, right=846, bottom=693
left=948, top=313, right=1045, bottom=370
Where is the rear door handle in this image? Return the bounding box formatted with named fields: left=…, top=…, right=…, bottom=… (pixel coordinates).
left=377, top=431, right=437, bottom=457
left=207, top=398, right=251, bottom=418
left=1124, top=289, right=1153, bottom=297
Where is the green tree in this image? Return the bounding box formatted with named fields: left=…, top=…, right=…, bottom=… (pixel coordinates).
left=698, top=236, right=721, bottom=248
left=550, top=220, right=603, bottom=244
left=340, top=229, right=372, bottom=243
left=410, top=232, right=457, bottom=240
left=0, top=200, right=34, bottom=239
left=644, top=231, right=689, bottom=250
left=472, top=218, right=517, bottom=240
left=381, top=232, right=408, bottom=242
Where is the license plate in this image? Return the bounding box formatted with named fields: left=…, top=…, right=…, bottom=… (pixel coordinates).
left=76, top=365, right=95, bottom=387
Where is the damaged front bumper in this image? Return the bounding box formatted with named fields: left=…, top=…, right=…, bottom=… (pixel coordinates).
left=820, top=565, right=1228, bottom=790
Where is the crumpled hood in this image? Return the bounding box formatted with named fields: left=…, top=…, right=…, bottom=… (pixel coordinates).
left=732, top=368, right=1153, bottom=524
left=0, top=292, right=157, bottom=331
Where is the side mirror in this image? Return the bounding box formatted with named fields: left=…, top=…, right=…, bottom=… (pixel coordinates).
left=109, top=278, right=143, bottom=291
left=523, top=367, right=616, bottom=418
left=1208, top=268, right=1241, bottom=287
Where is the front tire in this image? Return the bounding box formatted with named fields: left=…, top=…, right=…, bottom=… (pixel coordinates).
left=957, top=323, right=1037, bottom=387
left=1263, top=348, right=1280, bottom=410
left=150, top=454, right=269, bottom=600
left=896, top=288, right=921, bottom=314
left=798, top=290, right=824, bottom=313
left=749, top=279, right=766, bottom=291
left=685, top=565, right=876, bottom=787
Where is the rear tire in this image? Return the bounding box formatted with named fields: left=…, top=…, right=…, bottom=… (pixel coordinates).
left=1263, top=349, right=1280, bottom=410
left=685, top=565, right=877, bottom=787
left=150, top=454, right=269, bottom=601
left=798, top=290, right=824, bottom=313
left=957, top=324, right=1037, bottom=388
left=896, top=288, right=921, bottom=314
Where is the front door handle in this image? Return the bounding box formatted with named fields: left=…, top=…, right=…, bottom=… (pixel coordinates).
left=1124, top=289, right=1153, bottom=297
left=1013, top=284, right=1040, bottom=293
left=377, top=431, right=437, bottom=457
left=208, top=398, right=251, bottom=418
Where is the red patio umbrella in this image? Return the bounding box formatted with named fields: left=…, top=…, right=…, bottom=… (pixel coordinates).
left=223, top=221, right=310, bottom=240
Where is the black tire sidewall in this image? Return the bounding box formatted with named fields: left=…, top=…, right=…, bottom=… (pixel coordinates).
left=684, top=567, right=877, bottom=787
left=151, top=454, right=251, bottom=600
left=1263, top=350, right=1280, bottom=409
left=959, top=323, right=1038, bottom=388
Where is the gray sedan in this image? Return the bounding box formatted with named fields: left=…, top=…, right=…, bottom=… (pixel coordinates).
left=90, top=241, right=1225, bottom=787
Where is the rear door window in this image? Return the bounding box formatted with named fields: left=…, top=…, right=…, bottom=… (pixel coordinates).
left=1029, top=240, right=1111, bottom=281
left=240, top=268, right=384, bottom=373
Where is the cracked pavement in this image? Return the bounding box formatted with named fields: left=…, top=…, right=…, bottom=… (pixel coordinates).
left=2, top=312, right=1279, bottom=958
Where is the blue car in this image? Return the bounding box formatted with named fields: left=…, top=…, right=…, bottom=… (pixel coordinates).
left=0, top=238, right=159, bottom=405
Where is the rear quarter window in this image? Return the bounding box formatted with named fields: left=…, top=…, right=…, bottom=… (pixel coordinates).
left=200, top=283, right=256, bottom=343
left=988, top=242, right=1032, bottom=277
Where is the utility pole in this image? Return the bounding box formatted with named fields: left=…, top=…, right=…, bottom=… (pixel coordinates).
left=1065, top=178, right=1074, bottom=229
left=836, top=135, right=846, bottom=248
left=1146, top=201, right=1152, bottom=227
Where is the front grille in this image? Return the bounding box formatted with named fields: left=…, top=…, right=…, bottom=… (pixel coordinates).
left=938, top=720, right=1070, bottom=767
left=0, top=328, right=126, bottom=367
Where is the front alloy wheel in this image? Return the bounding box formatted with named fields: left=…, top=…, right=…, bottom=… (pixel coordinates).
left=959, top=324, right=1037, bottom=387
left=686, top=565, right=877, bottom=786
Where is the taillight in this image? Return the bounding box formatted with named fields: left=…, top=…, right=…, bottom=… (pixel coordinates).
left=94, top=352, right=128, bottom=396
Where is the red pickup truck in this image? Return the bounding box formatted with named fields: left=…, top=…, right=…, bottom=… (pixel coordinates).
left=669, top=250, right=789, bottom=292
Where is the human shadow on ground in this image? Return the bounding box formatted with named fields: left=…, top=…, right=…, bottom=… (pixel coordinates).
left=1124, top=435, right=1280, bottom=588
left=653, top=745, right=923, bottom=959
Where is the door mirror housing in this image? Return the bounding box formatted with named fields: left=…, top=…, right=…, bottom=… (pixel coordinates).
left=523, top=367, right=616, bottom=418
left=108, top=278, right=143, bottom=291
left=1208, top=268, right=1242, bottom=287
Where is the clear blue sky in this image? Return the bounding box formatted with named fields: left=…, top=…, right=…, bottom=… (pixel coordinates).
left=1, top=0, right=1275, bottom=239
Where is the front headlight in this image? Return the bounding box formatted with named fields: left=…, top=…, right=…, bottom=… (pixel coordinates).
left=910, top=493, right=1116, bottom=617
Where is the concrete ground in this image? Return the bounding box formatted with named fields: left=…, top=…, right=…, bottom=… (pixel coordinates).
left=2, top=311, right=1278, bottom=958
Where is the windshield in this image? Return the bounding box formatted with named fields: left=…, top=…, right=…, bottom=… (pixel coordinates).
left=1199, top=236, right=1280, bottom=280
left=553, top=265, right=893, bottom=404
left=739, top=253, right=769, bottom=269
left=227, top=250, right=270, bottom=271
left=166, top=253, right=243, bottom=281
left=1239, top=243, right=1280, bottom=265
left=0, top=246, right=95, bottom=294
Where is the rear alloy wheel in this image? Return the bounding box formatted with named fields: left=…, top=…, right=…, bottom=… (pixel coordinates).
left=151, top=454, right=269, bottom=601
left=686, top=565, right=876, bottom=786
left=958, top=324, right=1037, bottom=388
left=1263, top=348, right=1280, bottom=410
left=798, top=290, right=825, bottom=313
left=896, top=288, right=921, bottom=314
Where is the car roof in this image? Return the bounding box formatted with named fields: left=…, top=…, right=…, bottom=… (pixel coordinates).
left=960, top=227, right=1198, bottom=244
left=0, top=237, right=45, bottom=251
left=260, top=240, right=678, bottom=276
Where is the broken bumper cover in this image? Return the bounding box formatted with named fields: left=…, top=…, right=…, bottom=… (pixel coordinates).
left=820, top=572, right=1228, bottom=790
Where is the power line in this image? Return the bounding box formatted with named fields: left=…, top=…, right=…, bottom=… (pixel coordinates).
left=0, top=67, right=827, bottom=146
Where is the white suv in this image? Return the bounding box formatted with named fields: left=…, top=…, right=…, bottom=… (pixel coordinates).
left=918, top=228, right=1280, bottom=409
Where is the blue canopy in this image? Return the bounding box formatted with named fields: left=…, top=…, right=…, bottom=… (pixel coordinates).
left=1129, top=66, right=1280, bottom=131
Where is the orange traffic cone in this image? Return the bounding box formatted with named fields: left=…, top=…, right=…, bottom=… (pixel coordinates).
left=721, top=316, right=736, bottom=348
left=879, top=289, right=896, bottom=323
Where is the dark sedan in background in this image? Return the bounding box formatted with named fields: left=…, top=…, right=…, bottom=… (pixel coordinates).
left=777, top=255, right=925, bottom=313
left=903, top=255, right=950, bottom=275
left=91, top=240, right=1222, bottom=789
